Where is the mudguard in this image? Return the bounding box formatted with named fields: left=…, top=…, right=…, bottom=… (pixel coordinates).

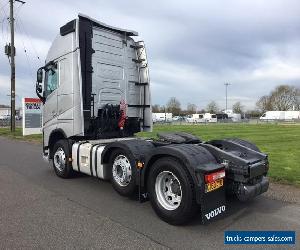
left=203, top=139, right=268, bottom=182
left=101, top=139, right=155, bottom=164
left=143, top=144, right=227, bottom=223
left=203, top=139, right=269, bottom=201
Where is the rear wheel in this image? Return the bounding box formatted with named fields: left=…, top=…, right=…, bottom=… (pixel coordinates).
left=109, top=149, right=137, bottom=197
left=147, top=157, right=199, bottom=225
left=52, top=139, right=73, bottom=178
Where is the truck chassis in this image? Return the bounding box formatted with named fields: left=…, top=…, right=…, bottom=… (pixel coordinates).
left=47, top=132, right=269, bottom=225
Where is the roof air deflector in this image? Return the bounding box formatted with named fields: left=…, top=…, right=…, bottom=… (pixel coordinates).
left=78, top=13, right=138, bottom=36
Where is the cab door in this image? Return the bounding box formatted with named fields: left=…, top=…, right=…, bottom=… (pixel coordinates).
left=43, top=63, right=58, bottom=125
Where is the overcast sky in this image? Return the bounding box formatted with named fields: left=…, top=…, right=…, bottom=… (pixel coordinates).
left=1, top=0, right=300, bottom=110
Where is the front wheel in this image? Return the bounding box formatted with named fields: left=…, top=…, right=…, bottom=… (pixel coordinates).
left=147, top=157, right=199, bottom=225
left=52, top=139, right=73, bottom=178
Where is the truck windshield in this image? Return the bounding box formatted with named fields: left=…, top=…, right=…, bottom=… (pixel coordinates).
left=44, top=64, right=58, bottom=98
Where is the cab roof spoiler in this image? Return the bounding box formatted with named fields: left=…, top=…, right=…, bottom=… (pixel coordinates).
left=60, top=14, right=139, bottom=37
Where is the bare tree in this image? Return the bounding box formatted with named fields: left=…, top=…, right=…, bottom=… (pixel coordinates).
left=206, top=101, right=219, bottom=113
left=186, top=103, right=197, bottom=114
left=232, top=101, right=244, bottom=114
left=269, top=85, right=298, bottom=111
left=245, top=109, right=261, bottom=119
left=152, top=104, right=161, bottom=113
left=166, top=97, right=181, bottom=115
left=296, top=87, right=300, bottom=110
left=256, top=85, right=300, bottom=112
left=256, top=95, right=272, bottom=112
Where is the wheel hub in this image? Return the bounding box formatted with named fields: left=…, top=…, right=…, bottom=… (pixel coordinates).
left=112, top=155, right=132, bottom=187
left=53, top=147, right=66, bottom=172
left=155, top=171, right=182, bottom=210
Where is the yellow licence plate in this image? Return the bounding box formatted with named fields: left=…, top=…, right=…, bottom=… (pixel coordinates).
left=205, top=179, right=223, bottom=193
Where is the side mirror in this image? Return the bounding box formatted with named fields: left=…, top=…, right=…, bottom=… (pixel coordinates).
left=37, top=68, right=43, bottom=83
left=36, top=83, right=42, bottom=93
left=36, top=82, right=45, bottom=103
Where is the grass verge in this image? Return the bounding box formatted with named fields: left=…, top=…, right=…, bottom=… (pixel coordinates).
left=0, top=127, right=42, bottom=143
left=1, top=124, right=299, bottom=186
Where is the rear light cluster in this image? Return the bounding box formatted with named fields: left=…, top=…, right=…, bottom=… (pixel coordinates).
left=205, top=170, right=225, bottom=183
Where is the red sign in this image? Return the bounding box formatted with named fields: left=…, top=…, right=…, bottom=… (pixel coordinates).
left=24, top=98, right=41, bottom=103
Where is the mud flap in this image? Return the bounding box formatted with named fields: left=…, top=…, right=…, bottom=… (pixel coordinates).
left=195, top=165, right=227, bottom=223
left=200, top=184, right=226, bottom=223
left=138, top=167, right=149, bottom=202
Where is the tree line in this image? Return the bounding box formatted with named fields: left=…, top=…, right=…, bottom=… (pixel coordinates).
left=152, top=84, right=300, bottom=116
left=256, top=85, right=300, bottom=112
left=152, top=98, right=244, bottom=116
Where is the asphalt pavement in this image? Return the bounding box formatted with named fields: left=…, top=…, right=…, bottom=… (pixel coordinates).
left=0, top=137, right=299, bottom=249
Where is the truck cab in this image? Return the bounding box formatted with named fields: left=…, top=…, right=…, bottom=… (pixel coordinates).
left=36, top=14, right=152, bottom=160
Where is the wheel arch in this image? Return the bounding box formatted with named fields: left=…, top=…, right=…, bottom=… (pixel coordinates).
left=143, top=152, right=194, bottom=192
left=142, top=144, right=219, bottom=204
left=48, top=129, right=67, bottom=159
left=101, top=139, right=155, bottom=183
left=143, top=147, right=198, bottom=187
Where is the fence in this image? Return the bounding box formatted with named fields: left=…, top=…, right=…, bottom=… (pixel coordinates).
left=2, top=118, right=299, bottom=128
left=154, top=119, right=300, bottom=126
left=0, top=119, right=22, bottom=127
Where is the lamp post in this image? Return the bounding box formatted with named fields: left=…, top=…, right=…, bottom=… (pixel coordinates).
left=224, top=83, right=231, bottom=111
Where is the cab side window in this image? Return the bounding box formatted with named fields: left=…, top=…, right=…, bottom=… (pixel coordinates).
left=45, top=63, right=58, bottom=98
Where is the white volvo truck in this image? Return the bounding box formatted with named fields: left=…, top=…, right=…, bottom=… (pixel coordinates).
left=36, top=14, right=269, bottom=225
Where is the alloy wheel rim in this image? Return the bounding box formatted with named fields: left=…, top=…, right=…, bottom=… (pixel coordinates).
left=53, top=147, right=66, bottom=172
left=155, top=171, right=182, bottom=210
left=112, top=155, right=132, bottom=187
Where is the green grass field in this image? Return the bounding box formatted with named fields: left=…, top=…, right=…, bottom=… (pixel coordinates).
left=0, top=127, right=42, bottom=143
left=1, top=124, right=299, bottom=186
left=139, top=124, right=300, bottom=186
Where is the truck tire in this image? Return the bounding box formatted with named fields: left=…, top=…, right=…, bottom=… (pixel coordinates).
left=52, top=139, right=73, bottom=178
left=109, top=149, right=137, bottom=197
left=227, top=138, right=261, bottom=152
left=147, top=157, right=199, bottom=225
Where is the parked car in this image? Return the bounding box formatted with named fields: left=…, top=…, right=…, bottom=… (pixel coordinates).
left=15, top=115, right=22, bottom=120
left=172, top=116, right=185, bottom=121
left=216, top=113, right=229, bottom=120
left=0, top=114, right=10, bottom=120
